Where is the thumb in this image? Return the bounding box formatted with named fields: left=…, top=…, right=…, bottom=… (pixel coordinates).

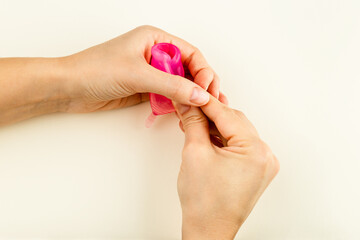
left=139, top=65, right=210, bottom=106
left=173, top=103, right=211, bottom=147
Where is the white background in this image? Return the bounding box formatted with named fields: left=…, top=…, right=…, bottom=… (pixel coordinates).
left=0, top=0, right=359, bottom=239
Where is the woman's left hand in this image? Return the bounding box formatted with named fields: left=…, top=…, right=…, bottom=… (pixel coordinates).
left=59, top=25, right=223, bottom=113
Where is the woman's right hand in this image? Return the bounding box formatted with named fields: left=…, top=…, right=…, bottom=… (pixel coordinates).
left=174, top=96, right=280, bottom=240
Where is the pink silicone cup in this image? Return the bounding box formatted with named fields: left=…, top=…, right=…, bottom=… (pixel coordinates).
left=145, top=43, right=185, bottom=127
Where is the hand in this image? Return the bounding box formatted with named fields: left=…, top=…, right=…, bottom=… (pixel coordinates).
left=0, top=25, right=222, bottom=125
left=174, top=96, right=280, bottom=240
left=59, top=25, right=222, bottom=113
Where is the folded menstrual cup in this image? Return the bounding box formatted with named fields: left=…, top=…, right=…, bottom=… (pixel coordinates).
left=145, top=43, right=185, bottom=127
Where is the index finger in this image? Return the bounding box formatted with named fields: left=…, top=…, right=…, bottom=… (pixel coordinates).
left=159, top=30, right=220, bottom=98
left=200, top=95, right=259, bottom=143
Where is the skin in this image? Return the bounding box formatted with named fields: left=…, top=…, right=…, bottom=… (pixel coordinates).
left=0, top=25, right=222, bottom=125
left=0, top=25, right=279, bottom=239
left=174, top=96, right=279, bottom=240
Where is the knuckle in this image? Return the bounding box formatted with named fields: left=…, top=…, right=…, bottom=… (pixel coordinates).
left=250, top=139, right=273, bottom=167
left=182, top=114, right=207, bottom=128
left=214, top=73, right=220, bottom=83
left=200, top=67, right=213, bottom=77
left=234, top=109, right=245, bottom=118
left=225, top=106, right=237, bottom=118
left=261, top=141, right=274, bottom=162
left=192, top=46, right=200, bottom=54
left=137, top=25, right=154, bottom=31
left=219, top=102, right=231, bottom=112
left=136, top=25, right=159, bottom=34
left=212, top=105, right=232, bottom=122
left=195, top=69, right=214, bottom=89
left=250, top=140, right=279, bottom=177
left=205, top=68, right=215, bottom=83
left=272, top=154, right=280, bottom=176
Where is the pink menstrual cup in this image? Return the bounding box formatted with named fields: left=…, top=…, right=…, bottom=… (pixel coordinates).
left=145, top=43, right=185, bottom=127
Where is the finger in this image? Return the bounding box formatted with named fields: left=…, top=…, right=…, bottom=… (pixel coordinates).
left=209, top=121, right=227, bottom=147
left=174, top=111, right=180, bottom=119
left=183, top=66, right=194, bottom=81
left=192, top=67, right=214, bottom=91
left=154, top=30, right=220, bottom=97
left=179, top=120, right=184, bottom=132
left=137, top=64, right=210, bottom=106
left=173, top=103, right=211, bottom=147
left=207, top=74, right=220, bottom=99
left=219, top=91, right=229, bottom=105
left=200, top=95, right=258, bottom=142
left=182, top=50, right=220, bottom=98
left=210, top=134, right=226, bottom=148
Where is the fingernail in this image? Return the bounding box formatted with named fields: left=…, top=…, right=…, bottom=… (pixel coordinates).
left=176, top=104, right=191, bottom=115
left=190, top=87, right=209, bottom=105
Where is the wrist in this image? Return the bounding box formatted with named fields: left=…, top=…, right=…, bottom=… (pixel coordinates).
left=182, top=214, right=241, bottom=240
left=52, top=56, right=74, bottom=112
left=32, top=57, right=72, bottom=113
left=0, top=57, right=71, bottom=126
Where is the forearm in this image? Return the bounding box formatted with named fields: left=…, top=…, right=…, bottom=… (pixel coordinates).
left=0, top=57, right=70, bottom=126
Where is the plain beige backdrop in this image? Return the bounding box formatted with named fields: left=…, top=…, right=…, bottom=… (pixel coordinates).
left=0, top=0, right=359, bottom=239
